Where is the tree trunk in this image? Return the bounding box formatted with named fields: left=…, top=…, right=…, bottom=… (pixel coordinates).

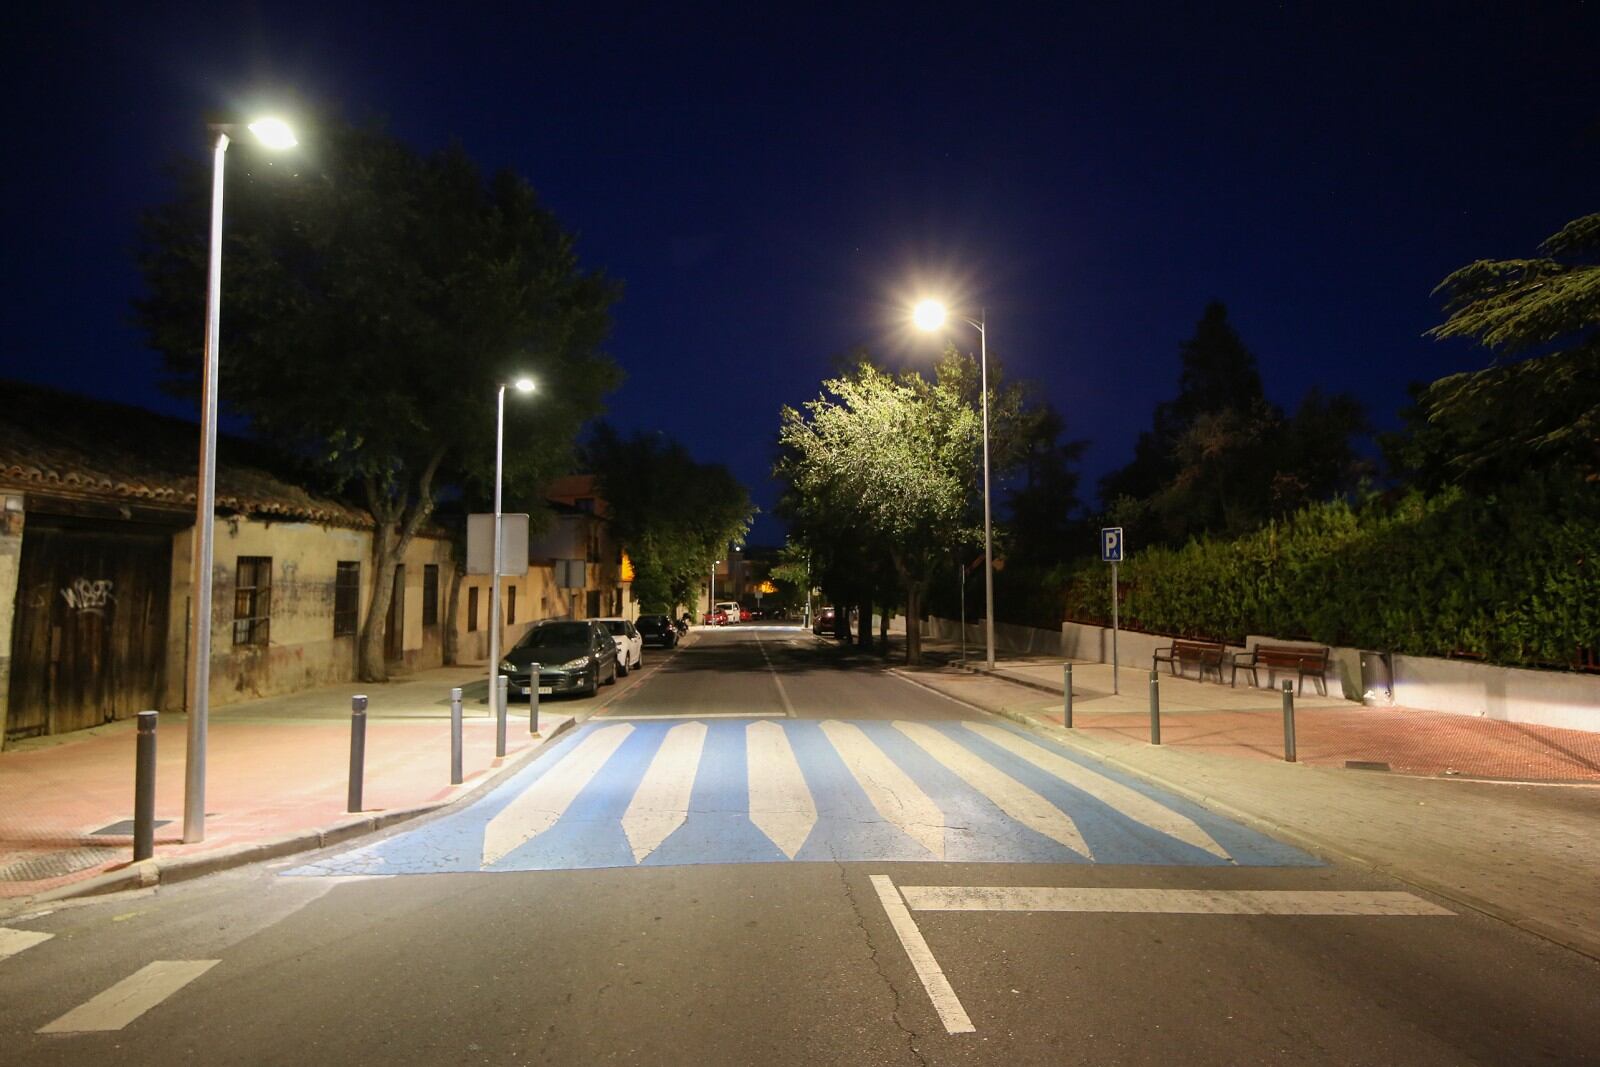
left=879, top=606, right=889, bottom=655
left=904, top=584, right=923, bottom=665
left=442, top=563, right=464, bottom=666
left=356, top=450, right=447, bottom=682
left=856, top=595, right=872, bottom=652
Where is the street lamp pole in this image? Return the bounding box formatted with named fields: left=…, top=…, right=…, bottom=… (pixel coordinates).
left=184, top=118, right=297, bottom=844
left=976, top=308, right=995, bottom=671
left=487, top=378, right=536, bottom=712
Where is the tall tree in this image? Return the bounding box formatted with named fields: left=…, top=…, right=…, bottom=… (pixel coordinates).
left=1002, top=402, right=1088, bottom=566
left=137, top=119, right=620, bottom=679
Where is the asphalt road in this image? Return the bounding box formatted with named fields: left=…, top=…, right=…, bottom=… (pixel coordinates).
left=3, top=623, right=1598, bottom=1065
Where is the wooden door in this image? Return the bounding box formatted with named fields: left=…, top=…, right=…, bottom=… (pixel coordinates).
left=384, top=565, right=405, bottom=663
left=6, top=518, right=171, bottom=739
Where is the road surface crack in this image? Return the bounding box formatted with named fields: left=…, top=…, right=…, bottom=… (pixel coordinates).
left=836, top=860, right=930, bottom=1067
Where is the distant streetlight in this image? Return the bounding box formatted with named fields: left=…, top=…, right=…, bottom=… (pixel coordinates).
left=184, top=117, right=298, bottom=845
left=913, top=298, right=996, bottom=670
left=488, top=376, right=538, bottom=712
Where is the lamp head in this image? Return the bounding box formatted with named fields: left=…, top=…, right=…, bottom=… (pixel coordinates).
left=247, top=117, right=298, bottom=150
left=512, top=377, right=537, bottom=394
left=912, top=299, right=948, bottom=332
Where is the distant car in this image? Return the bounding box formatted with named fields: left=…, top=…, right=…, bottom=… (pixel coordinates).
left=738, top=606, right=752, bottom=622
left=500, top=620, right=618, bottom=698
left=704, top=609, right=727, bottom=626
left=635, top=614, right=678, bottom=649
left=597, top=617, right=644, bottom=673
left=812, top=606, right=837, bottom=636
left=715, top=601, right=741, bottom=625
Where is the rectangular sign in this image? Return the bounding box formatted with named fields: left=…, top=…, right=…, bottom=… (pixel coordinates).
left=467, top=513, right=530, bottom=576
left=1100, top=527, right=1124, bottom=563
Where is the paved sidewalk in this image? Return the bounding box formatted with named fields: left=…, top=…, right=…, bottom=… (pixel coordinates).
left=893, top=652, right=1600, bottom=961
left=0, top=667, right=574, bottom=907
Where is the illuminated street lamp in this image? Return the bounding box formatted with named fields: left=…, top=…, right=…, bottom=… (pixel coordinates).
left=184, top=117, right=298, bottom=844
left=912, top=298, right=996, bottom=670
left=488, top=376, right=538, bottom=715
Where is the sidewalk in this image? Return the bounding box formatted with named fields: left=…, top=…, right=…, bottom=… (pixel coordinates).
left=893, top=643, right=1600, bottom=961
left=0, top=667, right=574, bottom=910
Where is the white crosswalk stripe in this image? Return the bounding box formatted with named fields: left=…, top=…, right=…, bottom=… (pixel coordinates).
left=746, top=720, right=817, bottom=858
left=37, top=960, right=219, bottom=1033
left=482, top=723, right=634, bottom=866
left=894, top=721, right=1091, bottom=859
left=621, top=721, right=707, bottom=862
left=961, top=722, right=1232, bottom=861
left=821, top=721, right=947, bottom=859
left=0, top=927, right=54, bottom=961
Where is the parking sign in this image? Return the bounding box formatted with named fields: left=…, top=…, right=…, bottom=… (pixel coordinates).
left=1101, top=527, right=1124, bottom=563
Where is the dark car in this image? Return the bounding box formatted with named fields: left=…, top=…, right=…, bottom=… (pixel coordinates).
left=812, top=606, right=837, bottom=636
left=500, top=620, right=618, bottom=698
left=635, top=614, right=678, bottom=649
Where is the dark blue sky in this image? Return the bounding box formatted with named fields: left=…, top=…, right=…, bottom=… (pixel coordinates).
left=4, top=3, right=1597, bottom=543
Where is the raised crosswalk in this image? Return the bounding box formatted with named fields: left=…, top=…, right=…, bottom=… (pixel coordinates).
left=289, top=718, right=1316, bottom=876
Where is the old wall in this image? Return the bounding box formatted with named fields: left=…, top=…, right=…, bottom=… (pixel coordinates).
left=0, top=495, right=23, bottom=746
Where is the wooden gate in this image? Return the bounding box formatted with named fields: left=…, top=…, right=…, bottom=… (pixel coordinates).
left=6, top=518, right=172, bottom=739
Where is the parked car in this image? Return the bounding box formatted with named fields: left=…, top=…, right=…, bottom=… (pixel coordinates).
left=715, top=601, right=742, bottom=625
left=500, top=620, right=618, bottom=698
left=704, top=609, right=727, bottom=626
left=812, top=606, right=837, bottom=636
left=636, top=614, right=678, bottom=649
left=738, top=606, right=752, bottom=622
left=597, top=617, right=644, bottom=673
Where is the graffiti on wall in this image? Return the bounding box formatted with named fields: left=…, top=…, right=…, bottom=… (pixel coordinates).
left=60, top=577, right=116, bottom=615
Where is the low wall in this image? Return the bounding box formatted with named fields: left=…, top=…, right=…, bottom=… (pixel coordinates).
left=924, top=617, right=1063, bottom=657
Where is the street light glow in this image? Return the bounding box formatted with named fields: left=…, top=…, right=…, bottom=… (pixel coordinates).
left=247, top=117, right=298, bottom=149
left=913, top=299, right=948, bottom=331
left=512, top=376, right=537, bottom=393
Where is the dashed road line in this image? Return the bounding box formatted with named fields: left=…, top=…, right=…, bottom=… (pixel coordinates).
left=753, top=629, right=798, bottom=717
left=37, top=959, right=220, bottom=1033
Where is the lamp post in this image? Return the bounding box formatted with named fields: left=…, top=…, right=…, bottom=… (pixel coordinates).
left=183, top=117, right=297, bottom=845
left=913, top=299, right=996, bottom=670
left=488, top=377, right=537, bottom=713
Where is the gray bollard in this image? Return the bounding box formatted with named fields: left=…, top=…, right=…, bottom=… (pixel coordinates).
left=1063, top=664, right=1073, bottom=728
left=450, top=687, right=464, bottom=785
left=348, top=694, right=368, bottom=813
left=529, top=662, right=542, bottom=735
left=133, top=710, right=158, bottom=862
left=1148, top=670, right=1162, bottom=745
left=1282, top=679, right=1297, bottom=762
left=495, top=674, right=509, bottom=758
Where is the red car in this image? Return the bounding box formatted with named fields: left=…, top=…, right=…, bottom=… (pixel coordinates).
left=703, top=609, right=728, bottom=626
left=739, top=607, right=752, bottom=622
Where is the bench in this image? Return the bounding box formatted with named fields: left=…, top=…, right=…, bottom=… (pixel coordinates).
left=1152, top=639, right=1228, bottom=683
left=1231, top=643, right=1331, bottom=695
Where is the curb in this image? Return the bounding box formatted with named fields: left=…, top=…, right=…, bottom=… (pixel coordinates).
left=0, top=716, right=578, bottom=918
left=889, top=665, right=1600, bottom=965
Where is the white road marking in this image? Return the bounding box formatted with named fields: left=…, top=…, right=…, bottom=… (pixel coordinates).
left=869, top=875, right=974, bottom=1035
left=820, top=721, right=946, bottom=859
left=0, top=927, right=53, bottom=961
left=481, top=724, right=634, bottom=866
left=961, top=722, right=1232, bottom=861
left=37, top=960, right=220, bottom=1033
left=599, top=712, right=785, bottom=720
left=893, top=721, right=1090, bottom=859
left=898, top=886, right=1456, bottom=916
left=753, top=629, right=798, bottom=716
left=621, top=721, right=708, bottom=862
left=746, top=720, right=817, bottom=858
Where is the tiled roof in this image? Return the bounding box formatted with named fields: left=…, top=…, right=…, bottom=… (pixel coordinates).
left=0, top=381, right=372, bottom=528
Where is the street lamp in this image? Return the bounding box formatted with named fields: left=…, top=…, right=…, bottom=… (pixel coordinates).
left=488, top=376, right=538, bottom=716
left=913, top=298, right=997, bottom=670
left=184, top=116, right=298, bottom=844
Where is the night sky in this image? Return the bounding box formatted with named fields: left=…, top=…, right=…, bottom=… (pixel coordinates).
left=4, top=3, right=1597, bottom=543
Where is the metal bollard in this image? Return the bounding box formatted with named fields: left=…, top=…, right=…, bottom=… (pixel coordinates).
left=1148, top=670, right=1162, bottom=745
left=450, top=687, right=464, bottom=785
left=1063, top=664, right=1073, bottom=728
left=348, top=694, right=368, bottom=813
left=1282, top=680, right=1297, bottom=762
left=529, top=662, right=542, bottom=735
left=134, top=710, right=158, bottom=861
left=495, top=675, right=508, bottom=758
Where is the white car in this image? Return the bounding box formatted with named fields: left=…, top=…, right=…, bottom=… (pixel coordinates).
left=715, top=601, right=742, bottom=625
left=597, top=618, right=643, bottom=674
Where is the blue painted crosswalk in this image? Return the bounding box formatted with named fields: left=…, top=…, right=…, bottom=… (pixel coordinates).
left=288, top=718, right=1317, bottom=876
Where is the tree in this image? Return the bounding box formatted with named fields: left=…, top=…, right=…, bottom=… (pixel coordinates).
left=586, top=425, right=754, bottom=614
left=1002, top=402, right=1088, bottom=566
left=137, top=119, right=620, bottom=679
left=1405, top=212, right=1600, bottom=485
left=777, top=354, right=983, bottom=664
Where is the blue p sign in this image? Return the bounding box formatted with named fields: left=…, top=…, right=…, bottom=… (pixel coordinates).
left=1101, top=527, right=1124, bottom=563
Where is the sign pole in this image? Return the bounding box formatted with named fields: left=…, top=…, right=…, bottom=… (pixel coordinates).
left=1111, top=560, right=1120, bottom=695
left=1101, top=526, right=1125, bottom=697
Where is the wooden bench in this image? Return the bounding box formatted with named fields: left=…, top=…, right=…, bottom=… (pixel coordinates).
left=1231, top=643, right=1331, bottom=695
left=1152, top=639, right=1228, bottom=683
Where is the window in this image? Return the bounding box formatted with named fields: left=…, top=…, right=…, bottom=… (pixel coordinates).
left=467, top=586, right=480, bottom=632
left=422, top=564, right=439, bottom=626
left=507, top=584, right=517, bottom=625
left=586, top=590, right=601, bottom=618
left=333, top=562, right=360, bottom=637
left=233, top=556, right=272, bottom=646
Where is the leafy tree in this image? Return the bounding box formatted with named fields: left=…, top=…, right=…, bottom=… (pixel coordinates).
left=1001, top=401, right=1088, bottom=566
left=1402, top=212, right=1600, bottom=485
left=137, top=119, right=620, bottom=679
left=586, top=425, right=754, bottom=614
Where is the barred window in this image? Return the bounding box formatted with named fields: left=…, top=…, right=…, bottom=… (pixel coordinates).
left=422, top=564, right=439, bottom=626
left=233, top=557, right=272, bottom=646
left=468, top=586, right=480, bottom=632
left=333, top=562, right=360, bottom=637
